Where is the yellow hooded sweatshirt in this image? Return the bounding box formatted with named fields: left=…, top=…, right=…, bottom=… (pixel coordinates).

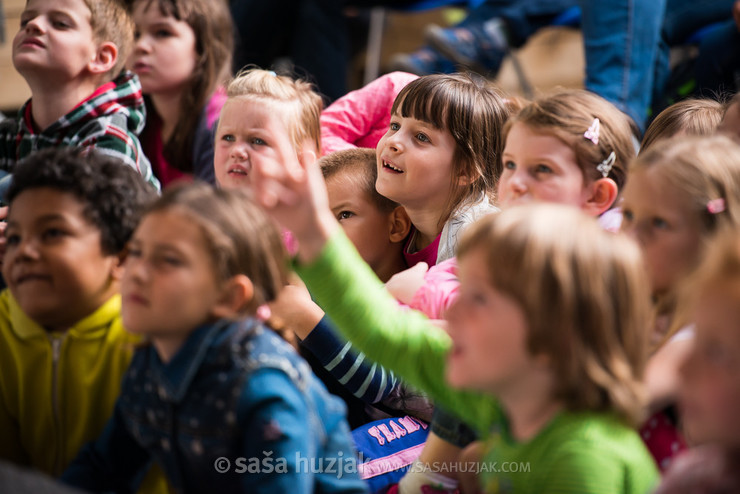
left=0, top=290, right=166, bottom=492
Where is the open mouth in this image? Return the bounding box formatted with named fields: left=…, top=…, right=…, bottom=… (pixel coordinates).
left=382, top=161, right=404, bottom=173
left=228, top=167, right=248, bottom=176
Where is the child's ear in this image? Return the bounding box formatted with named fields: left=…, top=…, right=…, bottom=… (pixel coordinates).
left=211, top=274, right=254, bottom=319
left=582, top=177, right=618, bottom=217
left=88, top=41, right=118, bottom=76
left=456, top=172, right=476, bottom=187
left=388, top=206, right=411, bottom=243
left=110, top=252, right=126, bottom=281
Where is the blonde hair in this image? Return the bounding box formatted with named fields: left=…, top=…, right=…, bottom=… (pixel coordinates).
left=390, top=73, right=512, bottom=228
left=641, top=98, right=724, bottom=152
left=83, top=0, right=135, bottom=80
left=457, top=204, right=650, bottom=426
left=504, top=89, right=636, bottom=193
left=631, top=135, right=740, bottom=343
left=225, top=68, right=323, bottom=156
left=144, top=182, right=290, bottom=316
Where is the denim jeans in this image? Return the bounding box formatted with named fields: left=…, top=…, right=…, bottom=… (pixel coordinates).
left=581, top=0, right=733, bottom=132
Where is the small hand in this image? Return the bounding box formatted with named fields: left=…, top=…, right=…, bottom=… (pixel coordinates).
left=385, top=262, right=429, bottom=304
left=249, top=137, right=338, bottom=263
left=269, top=275, right=325, bottom=340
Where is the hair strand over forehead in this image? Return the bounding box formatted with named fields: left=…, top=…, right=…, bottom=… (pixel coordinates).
left=390, top=73, right=512, bottom=226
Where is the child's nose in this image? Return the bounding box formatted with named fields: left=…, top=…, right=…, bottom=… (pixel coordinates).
left=134, top=35, right=151, bottom=53
left=507, top=171, right=527, bottom=194
left=125, top=257, right=149, bottom=283
left=230, top=142, right=248, bottom=160
left=23, top=16, right=45, bottom=34
left=15, top=237, right=40, bottom=261
left=622, top=222, right=645, bottom=245
left=385, top=133, right=403, bottom=153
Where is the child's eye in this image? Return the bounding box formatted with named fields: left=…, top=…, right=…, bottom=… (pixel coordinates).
left=389, top=122, right=400, bottom=131
left=651, top=217, right=669, bottom=230
left=133, top=29, right=141, bottom=40
left=50, top=15, right=72, bottom=29
left=534, top=164, right=553, bottom=175
left=621, top=209, right=634, bottom=222
left=155, top=29, right=173, bottom=38
left=250, top=137, right=267, bottom=146
left=220, top=134, right=235, bottom=143
left=503, top=160, right=516, bottom=170
left=162, top=256, right=182, bottom=266
left=126, top=246, right=142, bottom=258
left=4, top=233, right=19, bottom=247
left=415, top=133, right=430, bottom=143
left=41, top=228, right=66, bottom=241
left=337, top=211, right=354, bottom=221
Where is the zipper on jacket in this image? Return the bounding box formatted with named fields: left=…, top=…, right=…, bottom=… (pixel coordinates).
left=49, top=334, right=64, bottom=475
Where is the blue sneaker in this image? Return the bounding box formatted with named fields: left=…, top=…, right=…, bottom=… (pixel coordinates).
left=425, top=19, right=509, bottom=77
left=388, top=46, right=456, bottom=76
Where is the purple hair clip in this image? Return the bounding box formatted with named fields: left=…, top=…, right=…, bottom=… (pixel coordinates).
left=707, top=198, right=726, bottom=214
left=584, top=118, right=600, bottom=145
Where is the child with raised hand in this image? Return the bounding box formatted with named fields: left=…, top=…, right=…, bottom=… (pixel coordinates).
left=654, top=230, right=740, bottom=492
left=620, top=134, right=740, bottom=470
left=0, top=147, right=166, bottom=492
left=247, top=146, right=658, bottom=492
left=128, top=0, right=233, bottom=186
left=375, top=87, right=638, bottom=493
left=61, top=183, right=367, bottom=494
left=0, top=0, right=158, bottom=191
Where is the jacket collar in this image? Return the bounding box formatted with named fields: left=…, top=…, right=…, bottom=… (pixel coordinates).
left=148, top=319, right=245, bottom=403
left=6, top=290, right=122, bottom=340
left=20, top=70, right=146, bottom=136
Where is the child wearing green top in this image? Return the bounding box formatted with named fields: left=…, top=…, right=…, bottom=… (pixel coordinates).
left=245, top=135, right=659, bottom=492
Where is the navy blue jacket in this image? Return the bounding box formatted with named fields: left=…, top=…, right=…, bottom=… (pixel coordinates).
left=62, top=318, right=368, bottom=494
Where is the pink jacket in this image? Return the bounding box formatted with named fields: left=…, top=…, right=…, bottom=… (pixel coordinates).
left=409, top=258, right=459, bottom=320
left=320, top=72, right=418, bottom=156
left=410, top=208, right=624, bottom=320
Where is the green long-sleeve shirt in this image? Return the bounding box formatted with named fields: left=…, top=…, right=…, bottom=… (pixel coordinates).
left=297, top=230, right=658, bottom=493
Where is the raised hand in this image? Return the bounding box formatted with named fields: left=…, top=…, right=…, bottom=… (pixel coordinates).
left=248, top=136, right=338, bottom=263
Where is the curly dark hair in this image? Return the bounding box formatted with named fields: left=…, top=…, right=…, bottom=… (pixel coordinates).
left=7, top=148, right=158, bottom=255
